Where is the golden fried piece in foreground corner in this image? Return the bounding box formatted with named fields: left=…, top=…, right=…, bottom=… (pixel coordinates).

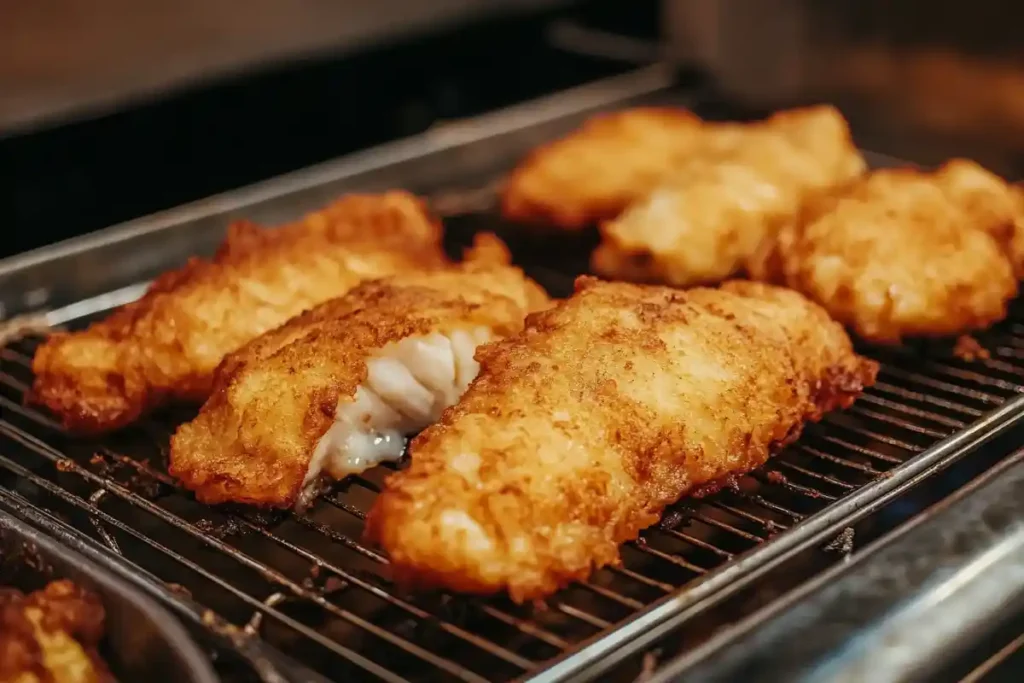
left=501, top=107, right=706, bottom=229
left=365, top=277, right=876, bottom=602
left=749, top=161, right=1021, bottom=344
left=592, top=105, right=866, bottom=287
left=0, top=579, right=112, bottom=683
left=170, top=234, right=549, bottom=508
left=31, top=192, right=447, bottom=434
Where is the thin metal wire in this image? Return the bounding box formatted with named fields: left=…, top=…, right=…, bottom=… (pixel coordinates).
left=753, top=471, right=839, bottom=502
left=871, top=380, right=985, bottom=417
left=878, top=366, right=1002, bottom=405
left=0, top=418, right=495, bottom=682
left=861, top=392, right=968, bottom=428
left=819, top=422, right=923, bottom=456
left=770, top=461, right=856, bottom=491
left=846, top=404, right=952, bottom=439
left=0, top=453, right=410, bottom=683
left=958, top=632, right=1024, bottom=683
left=3, top=301, right=1024, bottom=682
left=631, top=541, right=708, bottom=576
left=657, top=528, right=734, bottom=559
left=796, top=444, right=884, bottom=477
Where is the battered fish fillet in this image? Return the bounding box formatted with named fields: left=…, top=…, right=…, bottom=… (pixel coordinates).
left=0, top=580, right=111, bottom=683
left=169, top=234, right=550, bottom=508
left=364, top=277, right=877, bottom=602
left=927, top=159, right=1024, bottom=275
left=591, top=105, right=867, bottom=286
left=501, top=107, right=706, bottom=229
left=30, top=192, right=447, bottom=434
left=749, top=161, right=1021, bottom=344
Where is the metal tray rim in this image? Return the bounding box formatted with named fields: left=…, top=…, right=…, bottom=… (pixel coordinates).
left=524, top=394, right=1024, bottom=682
left=0, top=64, right=673, bottom=285
left=0, top=490, right=219, bottom=683
left=4, top=64, right=1024, bottom=682
left=646, top=451, right=1024, bottom=683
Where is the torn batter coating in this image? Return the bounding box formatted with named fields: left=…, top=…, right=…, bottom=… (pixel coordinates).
left=170, top=235, right=549, bottom=508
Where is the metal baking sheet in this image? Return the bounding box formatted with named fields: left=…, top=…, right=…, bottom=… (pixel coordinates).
left=0, top=490, right=218, bottom=683
left=2, top=64, right=1024, bottom=682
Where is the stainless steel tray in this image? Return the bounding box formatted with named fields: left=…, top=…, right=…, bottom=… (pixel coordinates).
left=0, top=490, right=219, bottom=683
left=2, top=65, right=1024, bottom=682
left=651, top=450, right=1024, bottom=683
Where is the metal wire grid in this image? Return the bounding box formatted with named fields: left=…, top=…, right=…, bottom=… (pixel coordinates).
left=1, top=293, right=1024, bottom=682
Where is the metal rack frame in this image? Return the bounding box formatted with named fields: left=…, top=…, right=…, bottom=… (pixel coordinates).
left=2, top=65, right=1024, bottom=682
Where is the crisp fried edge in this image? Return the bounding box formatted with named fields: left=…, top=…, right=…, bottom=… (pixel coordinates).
left=365, top=276, right=878, bottom=601
left=28, top=191, right=446, bottom=435
left=749, top=164, right=1021, bottom=344
left=500, top=107, right=704, bottom=229
left=168, top=283, right=532, bottom=508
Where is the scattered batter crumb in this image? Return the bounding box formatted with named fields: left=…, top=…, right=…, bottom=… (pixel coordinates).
left=954, top=335, right=990, bottom=361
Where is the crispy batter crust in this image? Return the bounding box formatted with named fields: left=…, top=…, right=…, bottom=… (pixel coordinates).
left=592, top=106, right=866, bottom=286
left=0, top=580, right=111, bottom=683
left=365, top=277, right=877, bottom=602
left=169, top=235, right=549, bottom=507
left=749, top=160, right=1021, bottom=344
left=501, top=107, right=706, bottom=229
left=1012, top=183, right=1024, bottom=275
left=30, top=192, right=447, bottom=434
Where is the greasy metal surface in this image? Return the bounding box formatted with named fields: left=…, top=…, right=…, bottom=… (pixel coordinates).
left=0, top=494, right=219, bottom=683
left=1, top=70, right=1024, bottom=681
left=648, top=451, right=1024, bottom=683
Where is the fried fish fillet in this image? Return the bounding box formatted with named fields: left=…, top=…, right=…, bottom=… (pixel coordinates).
left=364, top=277, right=877, bottom=601
left=169, top=234, right=550, bottom=508
left=501, top=107, right=706, bottom=229
left=0, top=580, right=111, bottom=683
left=749, top=160, right=1021, bottom=344
left=591, top=105, right=867, bottom=287
left=927, top=159, right=1024, bottom=275
left=30, top=192, right=447, bottom=434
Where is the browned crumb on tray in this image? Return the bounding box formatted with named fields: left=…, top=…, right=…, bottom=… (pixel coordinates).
left=954, top=335, right=990, bottom=361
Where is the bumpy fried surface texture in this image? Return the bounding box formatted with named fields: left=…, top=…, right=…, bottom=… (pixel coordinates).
left=31, top=192, right=447, bottom=435
left=501, top=108, right=706, bottom=229
left=170, top=235, right=550, bottom=508
left=0, top=580, right=111, bottom=683
left=365, top=277, right=877, bottom=602
left=592, top=106, right=866, bottom=287
left=749, top=161, right=1021, bottom=344
left=1012, top=183, right=1024, bottom=275
left=929, top=160, right=1024, bottom=276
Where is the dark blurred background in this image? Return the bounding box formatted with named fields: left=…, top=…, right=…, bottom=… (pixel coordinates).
left=0, top=0, right=659, bottom=259
left=7, top=0, right=1024, bottom=260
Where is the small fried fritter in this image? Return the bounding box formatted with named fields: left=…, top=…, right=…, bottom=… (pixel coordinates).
left=170, top=234, right=549, bottom=508
left=501, top=107, right=706, bottom=229
left=30, top=192, right=447, bottom=434
left=0, top=580, right=111, bottom=683
left=749, top=161, right=1020, bottom=344
left=365, top=277, right=876, bottom=602
left=592, top=106, right=866, bottom=286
